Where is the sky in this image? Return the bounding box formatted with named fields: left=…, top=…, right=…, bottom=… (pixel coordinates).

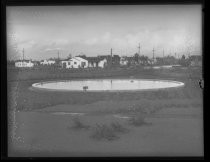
left=7, top=5, right=202, bottom=60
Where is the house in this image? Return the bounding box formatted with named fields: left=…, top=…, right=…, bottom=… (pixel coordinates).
left=156, top=56, right=178, bottom=65
left=98, top=58, right=107, bottom=68
left=98, top=55, right=111, bottom=67
left=40, top=59, right=56, bottom=65
left=189, top=55, right=202, bottom=66
left=15, top=60, right=34, bottom=68
left=146, top=59, right=153, bottom=65
left=85, top=57, right=108, bottom=68
left=139, top=55, right=150, bottom=66
left=61, top=55, right=108, bottom=69
left=73, top=57, right=88, bottom=68
left=120, top=57, right=129, bottom=66
left=97, top=55, right=120, bottom=67
left=149, top=58, right=157, bottom=65
left=86, top=57, right=99, bottom=68
left=112, top=55, right=121, bottom=66
left=61, top=59, right=72, bottom=68
left=61, top=57, right=88, bottom=68
left=119, top=56, right=137, bottom=66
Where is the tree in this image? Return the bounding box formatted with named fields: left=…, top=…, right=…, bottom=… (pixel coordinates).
left=179, top=54, right=190, bottom=66
left=133, top=53, right=140, bottom=64
left=76, top=54, right=86, bottom=59
left=67, top=53, right=72, bottom=59
left=7, top=60, right=15, bottom=66
left=139, top=55, right=149, bottom=65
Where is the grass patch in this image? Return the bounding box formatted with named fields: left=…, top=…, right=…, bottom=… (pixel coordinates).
left=90, top=124, right=119, bottom=141
left=128, top=115, right=151, bottom=127
left=110, top=122, right=129, bottom=133
left=90, top=122, right=129, bottom=141
left=7, top=67, right=203, bottom=112
left=68, top=117, right=90, bottom=130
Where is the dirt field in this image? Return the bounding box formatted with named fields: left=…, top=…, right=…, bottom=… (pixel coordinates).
left=7, top=66, right=203, bottom=157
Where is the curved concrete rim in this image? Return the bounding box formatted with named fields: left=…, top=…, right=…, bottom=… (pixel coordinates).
left=31, top=79, right=185, bottom=92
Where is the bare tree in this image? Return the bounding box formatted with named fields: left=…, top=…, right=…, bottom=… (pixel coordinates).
left=67, top=53, right=72, bottom=59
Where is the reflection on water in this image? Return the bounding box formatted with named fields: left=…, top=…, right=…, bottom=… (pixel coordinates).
left=52, top=112, right=84, bottom=116
left=32, top=79, right=184, bottom=91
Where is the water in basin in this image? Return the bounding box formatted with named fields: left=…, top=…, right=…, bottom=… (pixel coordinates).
left=32, top=79, right=184, bottom=91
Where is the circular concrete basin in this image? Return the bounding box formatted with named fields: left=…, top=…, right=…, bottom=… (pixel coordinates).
left=32, top=79, right=184, bottom=92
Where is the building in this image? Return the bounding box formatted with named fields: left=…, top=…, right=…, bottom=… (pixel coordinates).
left=156, top=56, right=178, bottom=65
left=61, top=59, right=72, bottom=68
left=120, top=57, right=129, bottom=66
left=149, top=58, right=157, bottom=65
left=61, top=57, right=88, bottom=68
left=15, top=60, right=34, bottom=68
left=84, top=57, right=107, bottom=68
left=86, top=57, right=99, bottom=68
left=98, top=58, right=107, bottom=68
left=112, top=55, right=121, bottom=66
left=189, top=55, right=202, bottom=66
left=73, top=57, right=88, bottom=68
left=32, top=61, right=40, bottom=66
left=61, top=55, right=109, bottom=69
left=40, top=59, right=56, bottom=65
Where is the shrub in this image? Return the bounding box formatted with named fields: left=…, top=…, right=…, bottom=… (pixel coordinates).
left=68, top=117, right=90, bottom=130
left=128, top=115, right=151, bottom=127
left=90, top=124, right=119, bottom=141
left=110, top=122, right=129, bottom=133
left=90, top=122, right=129, bottom=141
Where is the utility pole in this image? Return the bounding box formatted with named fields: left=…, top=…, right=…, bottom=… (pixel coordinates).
left=163, top=49, right=165, bottom=65
left=57, top=50, right=60, bottom=60
left=152, top=48, right=155, bottom=62
left=22, top=48, right=24, bottom=60
left=138, top=43, right=140, bottom=56
left=163, top=49, right=164, bottom=58
left=110, top=48, right=113, bottom=67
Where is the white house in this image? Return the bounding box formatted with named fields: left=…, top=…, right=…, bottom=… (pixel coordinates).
left=40, top=59, right=56, bottom=65
left=120, top=57, right=128, bottom=66
left=61, top=57, right=88, bottom=68
left=74, top=57, right=88, bottom=68
left=61, top=59, right=72, bottom=68
left=98, top=58, right=107, bottom=68
left=148, top=58, right=157, bottom=65
left=88, top=62, right=97, bottom=68
left=86, top=57, right=99, bottom=68
left=15, top=60, right=34, bottom=68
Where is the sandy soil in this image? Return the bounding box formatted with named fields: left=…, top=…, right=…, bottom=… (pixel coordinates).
left=8, top=103, right=203, bottom=157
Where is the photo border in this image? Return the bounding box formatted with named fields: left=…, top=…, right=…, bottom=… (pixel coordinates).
left=1, top=0, right=206, bottom=160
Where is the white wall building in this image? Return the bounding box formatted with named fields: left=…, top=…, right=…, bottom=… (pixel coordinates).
left=61, top=57, right=88, bottom=69
left=120, top=57, right=128, bottom=66
left=74, top=57, right=88, bottom=68
left=15, top=60, right=34, bottom=68
left=40, top=59, right=56, bottom=65
left=88, top=62, right=97, bottom=68
left=98, top=58, right=107, bottom=68
left=61, top=60, right=72, bottom=68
